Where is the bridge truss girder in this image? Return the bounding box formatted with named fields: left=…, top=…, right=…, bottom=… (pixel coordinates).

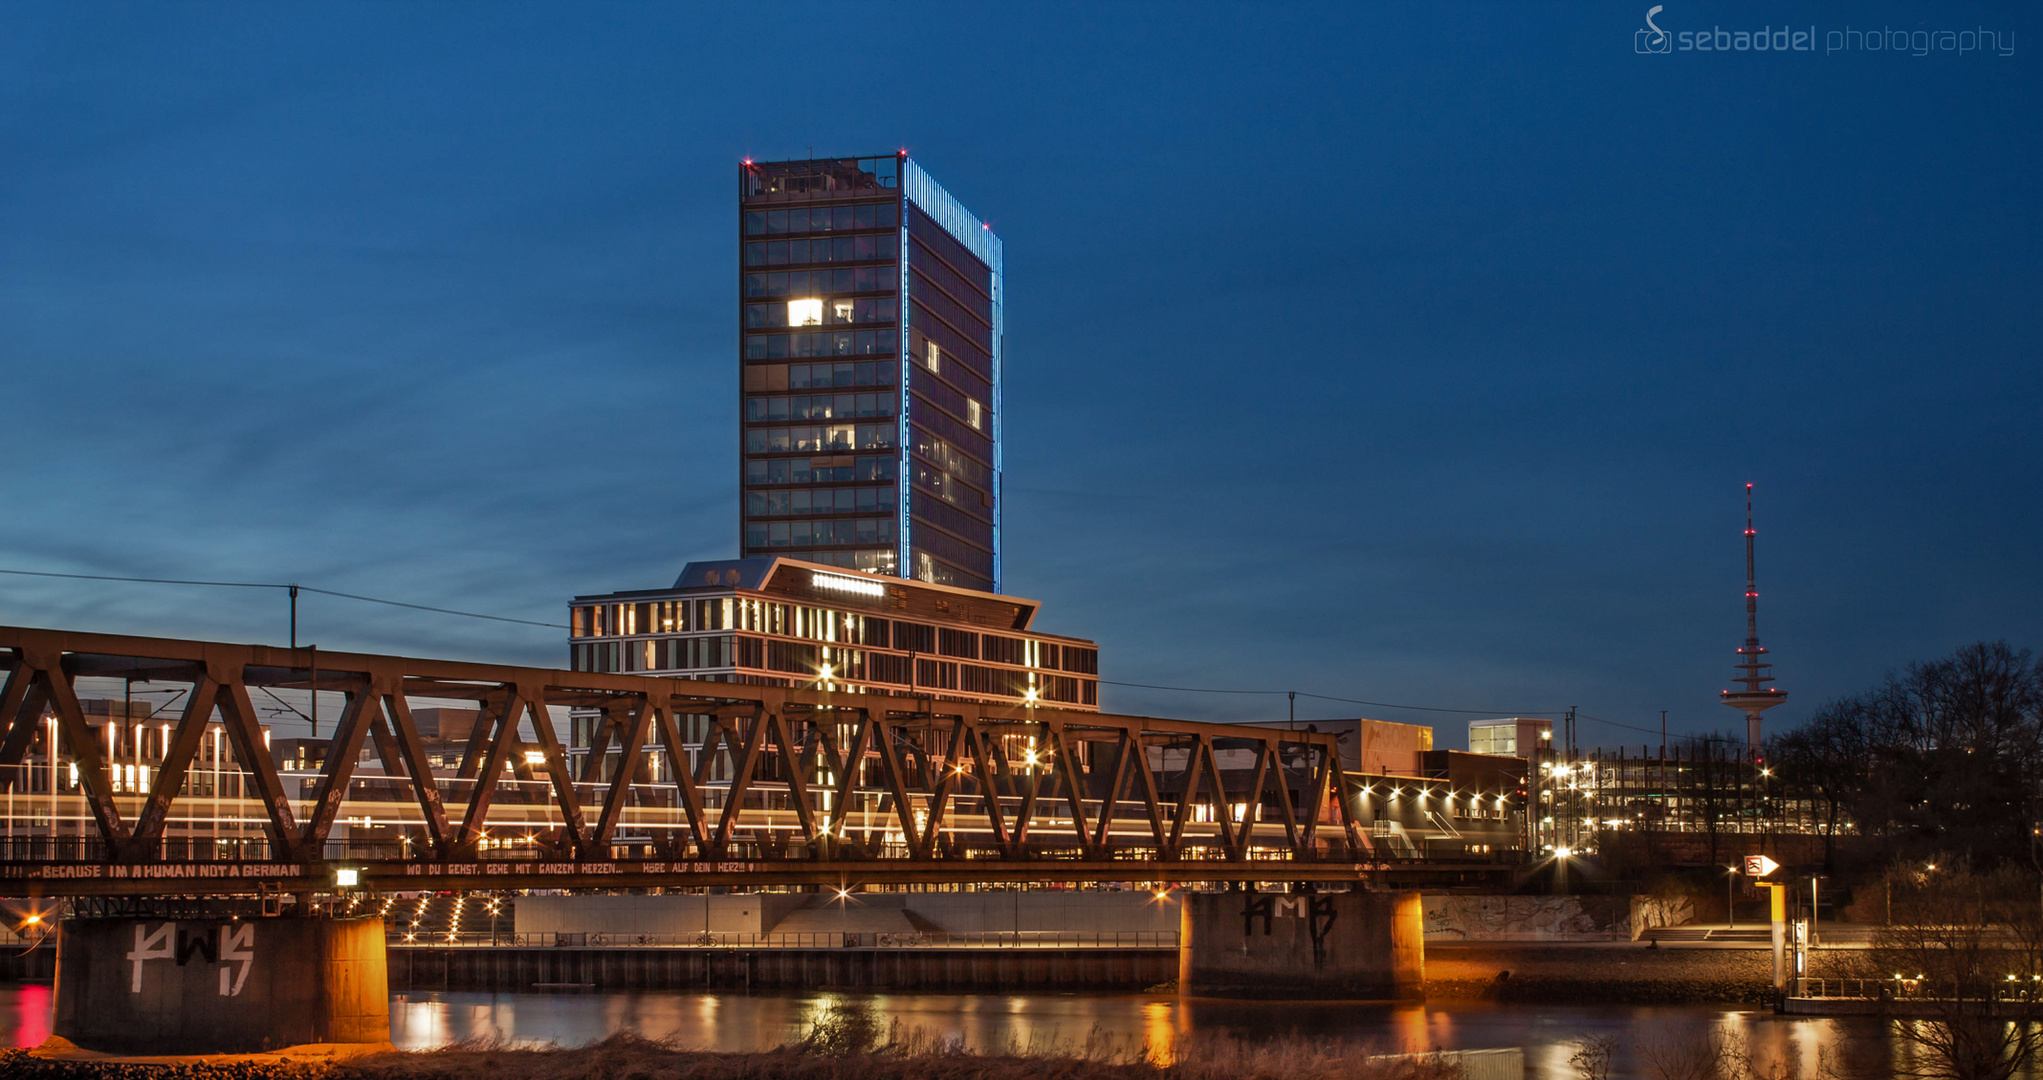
left=0, top=625, right=1439, bottom=897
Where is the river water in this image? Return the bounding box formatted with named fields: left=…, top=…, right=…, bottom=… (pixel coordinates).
left=0, top=984, right=2027, bottom=1078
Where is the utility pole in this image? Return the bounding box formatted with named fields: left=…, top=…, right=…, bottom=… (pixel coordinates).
left=1565, top=706, right=1578, bottom=851
left=1660, top=710, right=1669, bottom=824
left=1288, top=691, right=1295, bottom=730
left=289, top=584, right=299, bottom=649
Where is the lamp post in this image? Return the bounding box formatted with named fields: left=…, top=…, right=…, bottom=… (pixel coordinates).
left=1727, top=866, right=1738, bottom=929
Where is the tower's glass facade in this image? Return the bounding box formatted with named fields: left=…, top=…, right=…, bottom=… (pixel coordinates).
left=739, top=153, right=1002, bottom=592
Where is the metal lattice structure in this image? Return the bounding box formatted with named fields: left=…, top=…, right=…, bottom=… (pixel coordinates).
left=0, top=626, right=1507, bottom=896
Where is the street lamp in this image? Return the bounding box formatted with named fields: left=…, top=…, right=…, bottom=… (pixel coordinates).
left=1727, top=865, right=1739, bottom=929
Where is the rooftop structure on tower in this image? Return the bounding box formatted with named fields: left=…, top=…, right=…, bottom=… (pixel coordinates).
left=1720, top=483, right=1786, bottom=749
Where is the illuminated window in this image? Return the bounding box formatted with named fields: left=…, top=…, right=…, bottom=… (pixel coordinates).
left=788, top=298, right=823, bottom=327
left=831, top=300, right=854, bottom=323
left=924, top=340, right=941, bottom=373
left=966, top=399, right=983, bottom=430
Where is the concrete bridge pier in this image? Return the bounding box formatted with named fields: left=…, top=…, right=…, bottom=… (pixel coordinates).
left=54, top=916, right=390, bottom=1054
left=1178, top=890, right=1424, bottom=999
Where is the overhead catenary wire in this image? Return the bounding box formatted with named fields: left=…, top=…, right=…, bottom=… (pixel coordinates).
left=1099, top=679, right=1565, bottom=717
left=9, top=568, right=1697, bottom=740
left=0, top=567, right=565, bottom=629
left=1103, top=682, right=1687, bottom=737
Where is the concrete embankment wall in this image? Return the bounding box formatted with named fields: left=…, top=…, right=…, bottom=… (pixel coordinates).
left=390, top=946, right=1176, bottom=992
left=1422, top=894, right=1695, bottom=942
left=0, top=944, right=53, bottom=981
left=514, top=891, right=1180, bottom=937
left=1426, top=944, right=1774, bottom=1004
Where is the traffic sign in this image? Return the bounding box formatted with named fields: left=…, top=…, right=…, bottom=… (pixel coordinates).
left=1745, top=855, right=1780, bottom=877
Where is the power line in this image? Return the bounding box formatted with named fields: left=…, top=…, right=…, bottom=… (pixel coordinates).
left=1569, top=710, right=1667, bottom=734
left=1295, top=691, right=1564, bottom=717
left=1099, top=679, right=1563, bottom=717
left=0, top=567, right=565, bottom=629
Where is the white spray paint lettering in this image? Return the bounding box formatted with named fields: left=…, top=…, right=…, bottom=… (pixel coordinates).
left=217, top=923, right=254, bottom=996
left=127, top=922, right=175, bottom=992
left=125, top=921, right=256, bottom=996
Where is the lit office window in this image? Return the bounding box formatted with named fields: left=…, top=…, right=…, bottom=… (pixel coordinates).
left=788, top=298, right=823, bottom=327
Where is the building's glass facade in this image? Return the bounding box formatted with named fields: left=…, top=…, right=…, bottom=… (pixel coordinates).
left=739, top=153, right=1002, bottom=592
left=568, top=557, right=1095, bottom=711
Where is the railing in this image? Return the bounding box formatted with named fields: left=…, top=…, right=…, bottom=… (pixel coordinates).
left=1797, top=977, right=1891, bottom=999
left=1797, top=977, right=2043, bottom=1003
left=389, top=930, right=1179, bottom=950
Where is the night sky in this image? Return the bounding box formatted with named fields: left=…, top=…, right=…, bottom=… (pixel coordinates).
left=3, top=3, right=2035, bottom=748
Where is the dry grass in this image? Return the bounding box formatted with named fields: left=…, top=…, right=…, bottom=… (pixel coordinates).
left=329, top=1002, right=1465, bottom=1080
left=0, top=1003, right=1465, bottom=1080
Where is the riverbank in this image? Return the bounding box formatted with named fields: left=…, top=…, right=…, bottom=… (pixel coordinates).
left=1425, top=944, right=1775, bottom=1004
left=2, top=1030, right=1471, bottom=1080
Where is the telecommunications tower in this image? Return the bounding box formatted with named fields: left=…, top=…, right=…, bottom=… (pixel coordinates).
left=1720, top=483, right=1786, bottom=750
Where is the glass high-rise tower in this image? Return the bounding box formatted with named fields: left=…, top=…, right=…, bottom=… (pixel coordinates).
left=738, top=153, right=1002, bottom=592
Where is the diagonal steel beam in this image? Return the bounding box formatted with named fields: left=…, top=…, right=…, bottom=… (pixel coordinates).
left=592, top=696, right=652, bottom=850
left=579, top=705, right=623, bottom=784
left=1011, top=730, right=1051, bottom=853
left=963, top=727, right=1011, bottom=848
left=379, top=691, right=454, bottom=856
left=824, top=714, right=872, bottom=843
left=651, top=704, right=711, bottom=855
left=768, top=712, right=821, bottom=844
left=1051, top=726, right=1093, bottom=856
left=123, top=675, right=221, bottom=859
left=455, top=695, right=504, bottom=782
left=913, top=717, right=968, bottom=858
left=457, top=685, right=524, bottom=848
left=0, top=663, right=49, bottom=789
left=214, top=677, right=299, bottom=857
left=1258, top=741, right=1302, bottom=854
left=1300, top=743, right=1334, bottom=852
left=1216, top=737, right=1259, bottom=859
left=711, top=707, right=767, bottom=855
left=30, top=651, right=128, bottom=848
left=520, top=681, right=592, bottom=857
left=869, top=716, right=922, bottom=853
left=1092, top=729, right=1137, bottom=852
left=1127, top=731, right=1169, bottom=852
left=298, top=682, right=377, bottom=852
left=1167, top=738, right=1207, bottom=858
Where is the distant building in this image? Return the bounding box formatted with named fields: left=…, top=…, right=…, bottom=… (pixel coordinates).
left=12, top=698, right=262, bottom=852
left=1236, top=717, right=1434, bottom=776
left=1233, top=718, right=1525, bottom=861
left=1466, top=717, right=1552, bottom=758
left=567, top=556, right=1099, bottom=788
left=739, top=153, right=1003, bottom=592
left=569, top=555, right=1096, bottom=705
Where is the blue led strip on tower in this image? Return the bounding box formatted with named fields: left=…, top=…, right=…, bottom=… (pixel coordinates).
left=901, top=156, right=1003, bottom=592
left=896, top=176, right=913, bottom=582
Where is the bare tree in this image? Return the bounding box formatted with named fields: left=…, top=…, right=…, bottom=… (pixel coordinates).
left=1777, top=642, right=2043, bottom=871
left=1773, top=696, right=1873, bottom=871
left=1861, top=859, right=2043, bottom=1080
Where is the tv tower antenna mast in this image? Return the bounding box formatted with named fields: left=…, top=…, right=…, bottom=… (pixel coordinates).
left=1721, top=483, right=1785, bottom=752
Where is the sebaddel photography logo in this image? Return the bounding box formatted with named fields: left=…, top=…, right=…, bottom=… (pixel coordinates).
left=1636, top=5, right=1672, bottom=53
left=1631, top=5, right=2014, bottom=57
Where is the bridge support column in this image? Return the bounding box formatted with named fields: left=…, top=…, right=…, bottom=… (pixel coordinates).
left=54, top=916, right=389, bottom=1054
left=1178, top=890, right=1424, bottom=1000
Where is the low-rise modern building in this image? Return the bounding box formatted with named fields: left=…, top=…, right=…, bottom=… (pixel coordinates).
left=1466, top=717, right=1552, bottom=758
left=568, top=555, right=1098, bottom=708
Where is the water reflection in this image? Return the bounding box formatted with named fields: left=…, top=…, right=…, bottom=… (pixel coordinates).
left=5, top=984, right=2041, bottom=1079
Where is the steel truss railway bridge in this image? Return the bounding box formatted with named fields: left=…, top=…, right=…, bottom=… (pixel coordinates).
left=0, top=625, right=1511, bottom=899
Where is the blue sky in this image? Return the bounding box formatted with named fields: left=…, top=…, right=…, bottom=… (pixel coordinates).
left=1, top=2, right=2035, bottom=748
